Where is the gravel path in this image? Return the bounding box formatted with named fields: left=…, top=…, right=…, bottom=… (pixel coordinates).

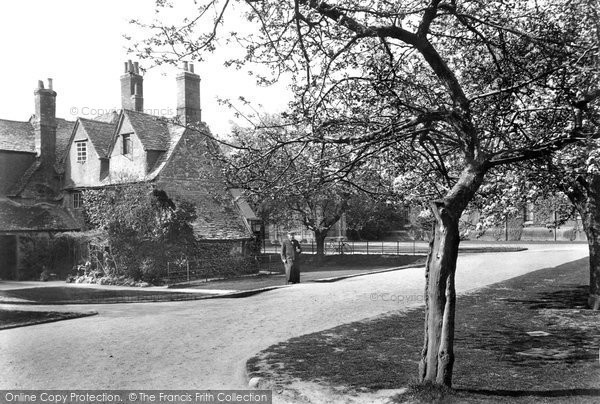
left=0, top=243, right=588, bottom=390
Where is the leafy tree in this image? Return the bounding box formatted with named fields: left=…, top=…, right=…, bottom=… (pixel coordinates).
left=346, top=197, right=406, bottom=240
left=83, top=183, right=197, bottom=282
left=131, top=0, right=599, bottom=387
left=225, top=121, right=390, bottom=256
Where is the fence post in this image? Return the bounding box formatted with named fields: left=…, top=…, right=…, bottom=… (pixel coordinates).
left=397, top=240, right=399, bottom=255
left=554, top=210, right=558, bottom=242
left=382, top=241, right=384, bottom=255
left=187, top=261, right=190, bottom=282
left=366, top=240, right=369, bottom=255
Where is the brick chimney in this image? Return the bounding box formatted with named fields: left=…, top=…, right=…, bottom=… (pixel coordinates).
left=120, top=60, right=143, bottom=112
left=176, top=62, right=201, bottom=126
left=33, top=78, right=57, bottom=166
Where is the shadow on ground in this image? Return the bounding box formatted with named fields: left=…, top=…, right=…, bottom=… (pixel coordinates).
left=247, top=257, right=600, bottom=403
left=458, top=387, right=600, bottom=398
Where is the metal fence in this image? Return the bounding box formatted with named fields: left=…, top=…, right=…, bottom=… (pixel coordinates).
left=164, top=257, right=258, bottom=284
left=162, top=241, right=426, bottom=284
left=261, top=239, right=425, bottom=256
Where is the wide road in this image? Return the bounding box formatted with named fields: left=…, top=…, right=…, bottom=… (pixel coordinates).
left=0, top=243, right=588, bottom=389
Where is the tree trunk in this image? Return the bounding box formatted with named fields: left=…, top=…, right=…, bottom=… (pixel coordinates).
left=566, top=175, right=600, bottom=310
left=588, top=233, right=600, bottom=310
left=314, top=230, right=328, bottom=261
left=418, top=163, right=487, bottom=387
left=418, top=201, right=460, bottom=386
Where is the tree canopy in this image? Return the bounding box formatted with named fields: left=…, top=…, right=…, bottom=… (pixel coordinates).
left=130, top=0, right=600, bottom=387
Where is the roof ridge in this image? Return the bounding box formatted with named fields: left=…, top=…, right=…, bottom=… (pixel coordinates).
left=0, top=118, right=32, bottom=125
left=79, top=117, right=115, bottom=125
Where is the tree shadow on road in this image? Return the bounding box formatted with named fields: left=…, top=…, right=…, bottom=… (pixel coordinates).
left=504, top=284, right=589, bottom=309
left=457, top=387, right=600, bottom=399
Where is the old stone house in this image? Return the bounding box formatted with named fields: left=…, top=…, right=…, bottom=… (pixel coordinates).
left=0, top=61, right=258, bottom=280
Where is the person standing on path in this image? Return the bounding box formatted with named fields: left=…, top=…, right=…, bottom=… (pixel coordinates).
left=281, top=231, right=302, bottom=284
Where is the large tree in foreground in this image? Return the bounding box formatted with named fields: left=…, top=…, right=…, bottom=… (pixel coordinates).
left=131, top=0, right=599, bottom=387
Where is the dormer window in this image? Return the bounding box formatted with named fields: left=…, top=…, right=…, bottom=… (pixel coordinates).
left=76, top=140, right=87, bottom=163
left=123, top=134, right=133, bottom=155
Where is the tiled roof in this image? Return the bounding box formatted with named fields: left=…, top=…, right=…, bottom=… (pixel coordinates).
left=155, top=124, right=254, bottom=240
left=124, top=109, right=170, bottom=151
left=55, top=118, right=76, bottom=164
left=191, top=193, right=254, bottom=240
left=0, top=117, right=74, bottom=166
left=7, top=160, right=42, bottom=197
left=0, top=198, right=80, bottom=233
left=93, top=111, right=120, bottom=124
left=79, top=118, right=116, bottom=157
left=145, top=123, right=186, bottom=179
left=0, top=119, right=35, bottom=153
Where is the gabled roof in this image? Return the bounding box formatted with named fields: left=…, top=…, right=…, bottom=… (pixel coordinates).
left=153, top=124, right=254, bottom=240
left=145, top=123, right=186, bottom=179
left=93, top=111, right=120, bottom=124
left=0, top=119, right=35, bottom=153
left=78, top=118, right=116, bottom=157
left=0, top=198, right=80, bottom=233
left=123, top=109, right=170, bottom=151
left=0, top=117, right=75, bottom=165
left=55, top=118, right=77, bottom=164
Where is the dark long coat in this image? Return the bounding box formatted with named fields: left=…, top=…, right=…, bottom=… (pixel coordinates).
left=281, top=238, right=302, bottom=283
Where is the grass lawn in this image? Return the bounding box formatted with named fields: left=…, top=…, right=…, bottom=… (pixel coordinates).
left=0, top=287, right=212, bottom=304
left=186, top=254, right=426, bottom=291
left=246, top=257, right=600, bottom=403
left=0, top=309, right=97, bottom=329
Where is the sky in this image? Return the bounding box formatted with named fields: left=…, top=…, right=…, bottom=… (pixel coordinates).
left=0, top=0, right=290, bottom=136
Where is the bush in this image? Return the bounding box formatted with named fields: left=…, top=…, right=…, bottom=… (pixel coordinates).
left=17, top=234, right=82, bottom=280
left=83, top=184, right=198, bottom=283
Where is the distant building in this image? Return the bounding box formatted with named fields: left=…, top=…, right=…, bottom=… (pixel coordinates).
left=0, top=61, right=257, bottom=279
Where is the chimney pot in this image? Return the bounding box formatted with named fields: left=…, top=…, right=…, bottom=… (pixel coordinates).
left=47, top=78, right=53, bottom=90
left=128, top=60, right=134, bottom=73
left=38, top=80, right=44, bottom=89
left=133, top=61, right=139, bottom=74
left=189, top=63, right=195, bottom=74
left=124, top=61, right=128, bottom=73
left=183, top=61, right=189, bottom=71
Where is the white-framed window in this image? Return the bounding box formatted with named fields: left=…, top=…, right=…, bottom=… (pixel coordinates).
left=73, top=191, right=83, bottom=209
left=76, top=141, right=87, bottom=163
left=123, top=134, right=133, bottom=155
